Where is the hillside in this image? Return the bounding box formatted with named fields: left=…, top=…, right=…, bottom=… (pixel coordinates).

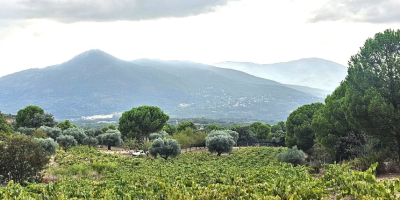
left=0, top=50, right=322, bottom=121
left=214, top=58, right=347, bottom=92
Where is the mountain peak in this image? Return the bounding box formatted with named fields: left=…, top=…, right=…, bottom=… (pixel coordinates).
left=67, top=49, right=120, bottom=64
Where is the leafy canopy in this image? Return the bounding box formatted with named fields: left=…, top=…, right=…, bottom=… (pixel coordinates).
left=119, top=106, right=169, bottom=140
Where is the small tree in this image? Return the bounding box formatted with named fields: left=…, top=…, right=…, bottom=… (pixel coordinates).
left=177, top=121, right=197, bottom=132
left=123, top=138, right=138, bottom=150
left=82, top=137, right=98, bottom=149
left=63, top=128, right=87, bottom=144
left=32, top=128, right=48, bottom=138
left=100, top=130, right=122, bottom=150
left=40, top=126, right=62, bottom=140
left=0, top=111, right=13, bottom=136
left=0, top=135, right=49, bottom=184
left=206, top=130, right=235, bottom=156
left=34, top=138, right=58, bottom=156
left=119, top=106, right=169, bottom=141
left=149, top=138, right=181, bottom=160
left=15, top=105, right=44, bottom=128
left=149, top=133, right=162, bottom=140
left=276, top=145, right=305, bottom=166
left=17, top=127, right=36, bottom=135
left=56, top=120, right=77, bottom=131
left=56, top=135, right=78, bottom=152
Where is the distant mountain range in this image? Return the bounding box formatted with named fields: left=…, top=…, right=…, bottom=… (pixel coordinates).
left=214, top=58, right=347, bottom=92
left=0, top=50, right=334, bottom=122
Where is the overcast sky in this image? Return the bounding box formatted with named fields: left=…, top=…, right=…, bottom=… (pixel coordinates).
left=1, top=0, right=399, bottom=77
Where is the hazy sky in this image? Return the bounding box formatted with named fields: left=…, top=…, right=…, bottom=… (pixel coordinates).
left=1, top=0, right=399, bottom=77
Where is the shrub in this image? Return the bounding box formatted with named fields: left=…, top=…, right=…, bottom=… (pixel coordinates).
left=34, top=137, right=58, bottom=155
left=40, top=126, right=62, bottom=140
left=63, top=128, right=87, bottom=144
left=98, top=130, right=122, bottom=150
left=0, top=135, right=49, bottom=183
left=56, top=135, right=78, bottom=152
left=17, top=127, right=36, bottom=135
left=206, top=130, right=235, bottom=156
left=149, top=138, right=181, bottom=160
left=276, top=145, right=305, bottom=166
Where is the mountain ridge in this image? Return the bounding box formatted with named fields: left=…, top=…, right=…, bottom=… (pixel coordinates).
left=0, top=49, right=324, bottom=122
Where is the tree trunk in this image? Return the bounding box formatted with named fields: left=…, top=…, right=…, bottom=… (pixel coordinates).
left=108, top=144, right=111, bottom=150
left=217, top=152, right=221, bottom=156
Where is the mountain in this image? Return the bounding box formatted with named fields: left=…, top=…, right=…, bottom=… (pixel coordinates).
left=0, top=50, right=322, bottom=122
left=214, top=58, right=347, bottom=92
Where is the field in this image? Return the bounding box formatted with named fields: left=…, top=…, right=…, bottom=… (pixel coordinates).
left=1, top=146, right=399, bottom=199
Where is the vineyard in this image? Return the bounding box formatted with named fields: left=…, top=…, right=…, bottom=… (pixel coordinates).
left=1, top=146, right=400, bottom=199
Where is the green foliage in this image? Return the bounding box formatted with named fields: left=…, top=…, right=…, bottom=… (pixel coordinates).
left=56, top=120, right=77, bottom=131
left=15, top=105, right=44, bottom=128
left=122, top=138, right=138, bottom=150
left=119, top=106, right=169, bottom=141
left=204, top=124, right=223, bottom=132
left=40, top=126, right=62, bottom=140
left=149, top=138, right=181, bottom=160
left=271, top=121, right=286, bottom=133
left=56, top=135, right=77, bottom=152
left=31, top=113, right=57, bottom=128
left=0, top=135, right=49, bottom=184
left=82, top=136, right=98, bottom=148
left=343, top=29, right=400, bottom=159
left=149, top=131, right=168, bottom=140
left=249, top=122, right=271, bottom=140
left=206, top=130, right=235, bottom=156
left=1, top=146, right=400, bottom=199
left=34, top=137, right=58, bottom=156
left=17, top=127, right=36, bottom=135
left=32, top=128, right=48, bottom=138
left=231, top=125, right=256, bottom=142
left=140, top=141, right=152, bottom=151
left=170, top=131, right=194, bottom=150
left=193, top=131, right=208, bottom=148
left=276, top=146, right=305, bottom=166
left=177, top=121, right=197, bottom=132
left=162, top=123, right=177, bottom=135
left=99, top=130, right=122, bottom=150
left=63, top=128, right=87, bottom=144
left=0, top=111, right=13, bottom=136
left=285, top=102, right=324, bottom=154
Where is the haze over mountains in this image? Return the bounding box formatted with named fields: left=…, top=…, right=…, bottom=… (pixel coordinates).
left=214, top=58, right=347, bottom=92
left=0, top=49, right=345, bottom=122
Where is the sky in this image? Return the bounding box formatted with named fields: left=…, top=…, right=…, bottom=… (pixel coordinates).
left=1, top=0, right=400, bottom=78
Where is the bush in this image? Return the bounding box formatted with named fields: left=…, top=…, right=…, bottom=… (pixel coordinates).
left=63, top=128, right=87, bottom=144
left=206, top=131, right=235, bottom=156
left=349, top=149, right=398, bottom=174
left=56, top=135, right=78, bottom=152
left=276, top=145, right=305, bottom=166
left=41, top=126, right=62, bottom=140
left=98, top=130, right=122, bottom=150
left=0, top=135, right=49, bottom=183
left=149, top=138, right=181, bottom=160
left=17, top=127, right=36, bottom=135
left=34, top=137, right=58, bottom=155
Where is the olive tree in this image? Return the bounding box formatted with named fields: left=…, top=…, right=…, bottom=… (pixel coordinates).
left=276, top=146, right=305, bottom=166
left=56, top=135, right=77, bottom=152
left=149, top=138, right=181, bottom=160
left=99, top=130, right=122, bottom=150
left=63, top=128, right=87, bottom=144
left=205, top=130, right=235, bottom=156
left=34, top=137, right=58, bottom=156
left=40, top=126, right=62, bottom=140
